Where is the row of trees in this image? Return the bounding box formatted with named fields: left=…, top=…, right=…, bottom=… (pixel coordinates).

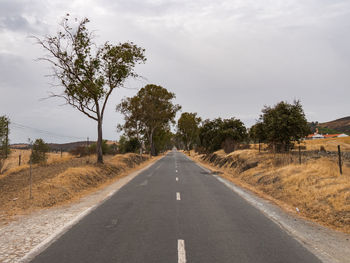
left=34, top=15, right=311, bottom=163
left=173, top=100, right=310, bottom=154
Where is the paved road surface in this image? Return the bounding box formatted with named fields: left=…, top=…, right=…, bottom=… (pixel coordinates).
left=30, top=151, right=321, bottom=263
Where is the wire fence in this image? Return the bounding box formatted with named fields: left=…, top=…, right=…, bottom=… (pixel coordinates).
left=250, top=143, right=349, bottom=175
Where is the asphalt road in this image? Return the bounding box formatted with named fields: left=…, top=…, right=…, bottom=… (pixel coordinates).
left=30, top=150, right=321, bottom=263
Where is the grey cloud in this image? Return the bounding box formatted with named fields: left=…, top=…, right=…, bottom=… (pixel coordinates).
left=0, top=0, right=48, bottom=33
left=1, top=0, right=350, bottom=143
left=0, top=15, right=32, bottom=32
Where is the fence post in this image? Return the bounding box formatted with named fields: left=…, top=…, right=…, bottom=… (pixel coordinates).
left=29, top=153, right=32, bottom=199
left=258, top=141, right=261, bottom=153
left=299, top=145, right=301, bottom=165
left=338, top=145, right=343, bottom=175
left=60, top=148, right=63, bottom=158
left=19, top=154, right=21, bottom=166
left=5, top=121, right=9, bottom=158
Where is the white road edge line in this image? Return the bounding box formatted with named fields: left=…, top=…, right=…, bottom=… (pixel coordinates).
left=178, top=239, right=187, bottom=263
left=177, top=192, right=181, bottom=200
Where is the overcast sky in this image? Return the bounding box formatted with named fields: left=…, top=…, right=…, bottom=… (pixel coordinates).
left=1, top=0, right=350, bottom=143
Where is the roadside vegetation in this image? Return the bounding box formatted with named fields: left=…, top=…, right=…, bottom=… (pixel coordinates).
left=173, top=101, right=349, bottom=233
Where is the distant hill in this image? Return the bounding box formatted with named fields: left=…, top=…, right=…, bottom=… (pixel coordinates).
left=11, top=140, right=117, bottom=152
left=48, top=141, right=92, bottom=152
left=11, top=141, right=91, bottom=151
left=318, top=116, right=350, bottom=135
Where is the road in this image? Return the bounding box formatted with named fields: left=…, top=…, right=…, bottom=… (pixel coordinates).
left=30, top=150, right=321, bottom=263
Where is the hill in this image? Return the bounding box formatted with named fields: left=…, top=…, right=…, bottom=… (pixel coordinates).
left=319, top=116, right=350, bottom=135
left=11, top=140, right=117, bottom=152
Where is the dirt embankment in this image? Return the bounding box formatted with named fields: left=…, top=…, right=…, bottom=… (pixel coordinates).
left=0, top=153, right=156, bottom=225
left=189, top=149, right=350, bottom=234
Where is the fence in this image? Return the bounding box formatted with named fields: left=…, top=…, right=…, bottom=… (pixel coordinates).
left=251, top=144, right=349, bottom=175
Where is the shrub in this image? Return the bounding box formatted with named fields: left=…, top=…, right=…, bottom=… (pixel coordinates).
left=30, top=139, right=50, bottom=164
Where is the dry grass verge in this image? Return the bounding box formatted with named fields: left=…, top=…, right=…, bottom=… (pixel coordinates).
left=0, top=153, right=160, bottom=225
left=189, top=149, right=350, bottom=234
left=302, top=137, right=350, bottom=152
left=0, top=149, right=73, bottom=175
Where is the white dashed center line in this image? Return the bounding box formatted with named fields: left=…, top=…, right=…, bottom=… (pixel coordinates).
left=178, top=239, right=187, bottom=263
left=176, top=192, right=181, bottom=200
left=176, top=177, right=179, bottom=181
left=176, top=170, right=178, bottom=173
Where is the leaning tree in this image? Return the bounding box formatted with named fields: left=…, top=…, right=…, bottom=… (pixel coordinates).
left=35, top=15, right=146, bottom=163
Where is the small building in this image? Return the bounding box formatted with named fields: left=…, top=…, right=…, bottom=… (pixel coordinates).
left=306, top=133, right=324, bottom=140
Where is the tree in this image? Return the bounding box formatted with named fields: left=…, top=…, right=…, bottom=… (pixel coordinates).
left=0, top=116, right=10, bottom=159
left=30, top=139, right=50, bottom=164
left=259, top=100, right=310, bottom=152
left=35, top=15, right=146, bottom=163
left=117, top=84, right=181, bottom=156
left=199, top=118, right=247, bottom=153
left=152, top=128, right=174, bottom=154
left=0, top=116, right=10, bottom=173
left=117, top=95, right=144, bottom=153
left=177, top=112, right=201, bottom=150
left=249, top=122, right=266, bottom=143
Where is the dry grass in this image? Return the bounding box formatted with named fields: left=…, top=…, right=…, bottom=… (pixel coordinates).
left=190, top=149, right=350, bottom=233
left=249, top=137, right=350, bottom=152
left=0, top=149, right=73, bottom=175
left=0, top=153, right=160, bottom=225
left=302, top=137, right=350, bottom=151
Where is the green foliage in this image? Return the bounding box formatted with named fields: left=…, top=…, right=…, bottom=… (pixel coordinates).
left=152, top=128, right=174, bottom=154
left=36, top=14, right=146, bottom=163
left=317, top=126, right=340, bottom=135
left=177, top=112, right=201, bottom=150
left=118, top=136, right=141, bottom=154
left=88, top=140, right=117, bottom=155
left=199, top=118, right=247, bottom=153
left=0, top=116, right=10, bottom=159
left=249, top=122, right=266, bottom=143
left=308, top=121, right=319, bottom=133
left=30, top=139, right=50, bottom=164
left=117, top=84, right=181, bottom=155
left=258, top=100, right=310, bottom=152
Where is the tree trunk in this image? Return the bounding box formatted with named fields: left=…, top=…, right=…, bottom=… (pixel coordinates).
left=150, top=129, right=156, bottom=156
left=97, top=118, right=103, bottom=163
